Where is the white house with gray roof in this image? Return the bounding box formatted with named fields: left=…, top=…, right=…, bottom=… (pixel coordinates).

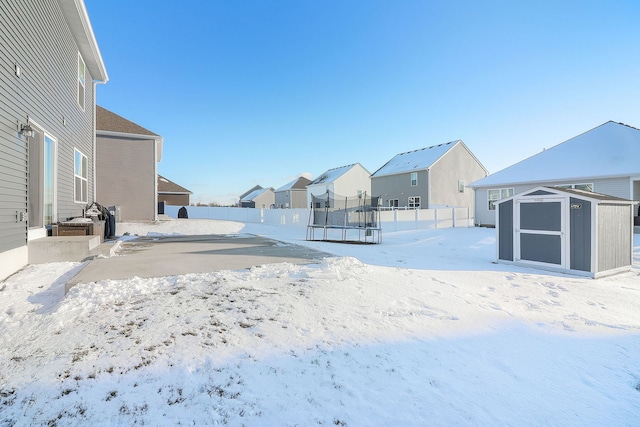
left=469, top=121, right=640, bottom=227
left=307, top=163, right=371, bottom=208
left=371, top=140, right=488, bottom=210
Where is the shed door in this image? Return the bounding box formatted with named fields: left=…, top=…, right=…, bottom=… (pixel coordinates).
left=515, top=198, right=566, bottom=268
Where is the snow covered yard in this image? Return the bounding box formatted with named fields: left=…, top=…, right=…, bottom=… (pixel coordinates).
left=1, top=220, right=640, bottom=426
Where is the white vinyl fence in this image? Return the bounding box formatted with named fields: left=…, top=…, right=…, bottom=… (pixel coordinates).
left=165, top=206, right=474, bottom=232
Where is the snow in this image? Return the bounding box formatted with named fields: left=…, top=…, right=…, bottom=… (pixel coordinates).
left=371, top=140, right=459, bottom=177
left=470, top=121, right=640, bottom=187
left=2, top=219, right=640, bottom=426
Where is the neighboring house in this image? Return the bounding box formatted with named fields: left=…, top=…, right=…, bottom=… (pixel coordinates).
left=0, top=0, right=108, bottom=280
left=371, top=140, right=488, bottom=210
left=95, top=106, right=163, bottom=221
left=237, top=185, right=263, bottom=207
left=240, top=187, right=275, bottom=208
left=275, top=176, right=312, bottom=208
left=469, top=121, right=640, bottom=227
left=307, top=163, right=372, bottom=207
left=158, top=175, right=192, bottom=207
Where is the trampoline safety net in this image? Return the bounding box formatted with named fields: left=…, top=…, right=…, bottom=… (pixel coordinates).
left=306, top=191, right=382, bottom=243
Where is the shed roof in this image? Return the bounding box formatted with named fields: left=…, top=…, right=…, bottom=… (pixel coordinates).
left=97, top=106, right=159, bottom=137
left=496, top=186, right=637, bottom=206
left=309, top=163, right=369, bottom=185
left=371, top=140, right=461, bottom=177
left=470, top=121, right=640, bottom=188
left=157, top=175, right=192, bottom=195
left=275, top=176, right=312, bottom=192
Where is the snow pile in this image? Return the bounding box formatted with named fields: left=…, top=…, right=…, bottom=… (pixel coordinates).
left=1, top=220, right=640, bottom=425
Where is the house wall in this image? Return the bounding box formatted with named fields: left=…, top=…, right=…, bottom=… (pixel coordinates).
left=335, top=166, right=371, bottom=199
left=253, top=191, right=275, bottom=209
left=371, top=171, right=429, bottom=208
left=96, top=135, right=156, bottom=221
left=158, top=194, right=189, bottom=207
left=307, top=183, right=334, bottom=207
left=429, top=143, right=486, bottom=209
left=276, top=189, right=308, bottom=209
left=0, top=0, right=98, bottom=279
left=474, top=176, right=635, bottom=226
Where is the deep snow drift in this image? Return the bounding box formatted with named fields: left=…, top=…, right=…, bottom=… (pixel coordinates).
left=1, top=220, right=639, bottom=426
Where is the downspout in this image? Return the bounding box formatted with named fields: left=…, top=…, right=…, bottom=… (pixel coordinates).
left=92, top=79, right=107, bottom=202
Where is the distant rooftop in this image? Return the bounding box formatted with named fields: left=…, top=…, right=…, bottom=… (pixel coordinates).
left=371, top=141, right=460, bottom=178
left=275, top=176, right=312, bottom=192
left=157, top=175, right=192, bottom=194
left=97, top=106, right=159, bottom=137
left=309, top=163, right=368, bottom=185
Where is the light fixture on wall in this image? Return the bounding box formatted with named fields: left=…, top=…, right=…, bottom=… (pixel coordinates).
left=19, top=123, right=34, bottom=138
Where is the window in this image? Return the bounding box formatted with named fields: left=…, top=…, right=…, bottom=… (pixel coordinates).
left=388, top=199, right=399, bottom=208
left=77, top=53, right=85, bottom=110
left=458, top=180, right=465, bottom=193
left=488, top=188, right=514, bottom=210
left=555, top=183, right=593, bottom=192
left=74, top=149, right=88, bottom=203
left=410, top=172, right=418, bottom=186
left=408, top=196, right=421, bottom=209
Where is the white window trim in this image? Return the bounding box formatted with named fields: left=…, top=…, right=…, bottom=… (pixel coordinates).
left=408, top=196, right=421, bottom=209
left=74, top=148, right=88, bottom=203
left=410, top=172, right=418, bottom=187
left=488, top=188, right=514, bottom=210
left=554, top=183, right=594, bottom=192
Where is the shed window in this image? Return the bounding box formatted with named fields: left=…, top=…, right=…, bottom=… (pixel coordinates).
left=410, top=172, right=418, bottom=187
left=408, top=196, right=421, bottom=209
left=77, top=53, right=86, bottom=110
left=74, top=149, right=88, bottom=203
left=555, top=183, right=593, bottom=192
left=488, top=188, right=514, bottom=210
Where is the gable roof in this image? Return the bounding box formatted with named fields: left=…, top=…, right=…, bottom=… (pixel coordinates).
left=239, top=185, right=263, bottom=200
left=97, top=106, right=159, bottom=136
left=157, top=175, right=192, bottom=195
left=309, top=163, right=369, bottom=185
left=371, top=140, right=462, bottom=178
left=470, top=121, right=640, bottom=188
left=241, top=187, right=274, bottom=202
left=275, top=176, right=312, bottom=192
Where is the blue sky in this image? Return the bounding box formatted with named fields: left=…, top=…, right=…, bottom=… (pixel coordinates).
left=85, top=0, right=640, bottom=205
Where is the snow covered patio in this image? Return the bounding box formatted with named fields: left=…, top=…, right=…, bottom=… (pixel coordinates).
left=1, top=220, right=639, bottom=425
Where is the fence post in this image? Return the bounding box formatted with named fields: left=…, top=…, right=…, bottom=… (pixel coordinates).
left=452, top=207, right=456, bottom=228
left=435, top=208, right=438, bottom=229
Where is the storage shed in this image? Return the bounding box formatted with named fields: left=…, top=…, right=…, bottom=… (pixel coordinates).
left=495, top=186, right=637, bottom=278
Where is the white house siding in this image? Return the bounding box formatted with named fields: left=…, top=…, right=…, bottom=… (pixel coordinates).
left=96, top=135, right=157, bottom=221
left=0, top=0, right=102, bottom=279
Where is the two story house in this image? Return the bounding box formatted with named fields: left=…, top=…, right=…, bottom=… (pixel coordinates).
left=0, top=0, right=107, bottom=280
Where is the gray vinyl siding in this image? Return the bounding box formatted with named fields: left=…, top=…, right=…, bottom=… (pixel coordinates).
left=497, top=200, right=513, bottom=261
left=1, top=0, right=97, bottom=253
left=371, top=171, right=429, bottom=208
left=597, top=204, right=632, bottom=272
